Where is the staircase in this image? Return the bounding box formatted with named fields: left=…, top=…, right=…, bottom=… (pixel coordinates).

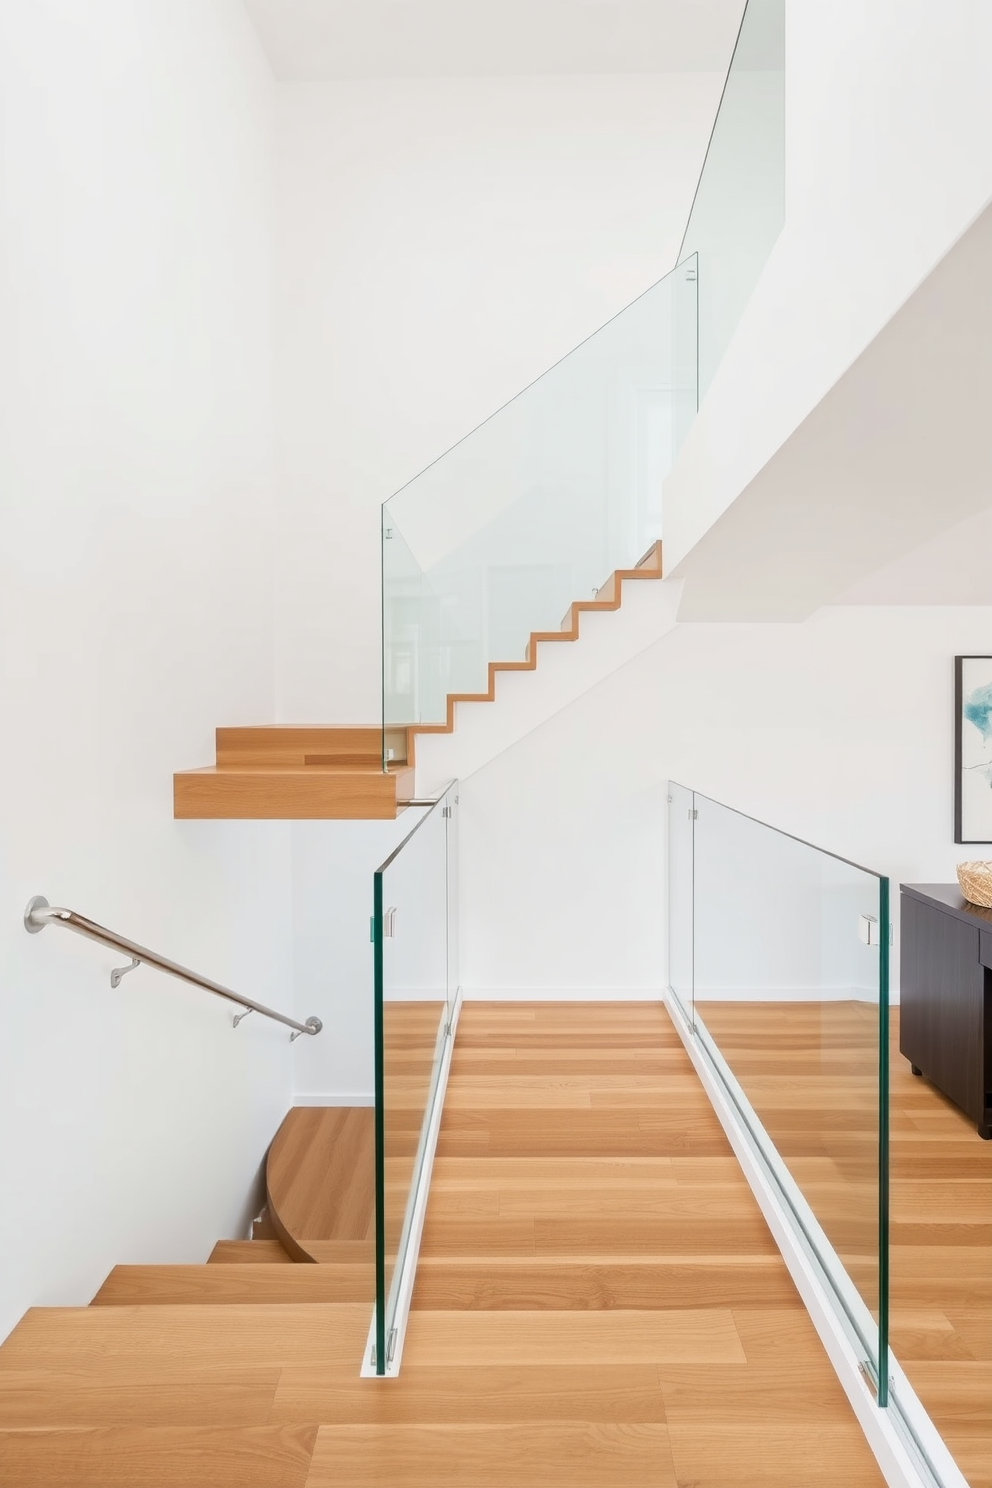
left=0, top=1104, right=375, bottom=1488
left=173, top=542, right=663, bottom=820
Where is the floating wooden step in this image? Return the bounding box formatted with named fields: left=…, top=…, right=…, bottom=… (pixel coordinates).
left=92, top=1264, right=374, bottom=1307
left=207, top=1239, right=294, bottom=1265
left=174, top=729, right=415, bottom=821
left=265, top=1108, right=375, bottom=1261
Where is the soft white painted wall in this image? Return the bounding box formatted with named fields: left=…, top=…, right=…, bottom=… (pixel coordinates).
left=664, top=0, right=992, bottom=582
left=456, top=597, right=992, bottom=1001
left=290, top=813, right=427, bottom=1102
left=271, top=73, right=725, bottom=724
left=0, top=1, right=288, bottom=1342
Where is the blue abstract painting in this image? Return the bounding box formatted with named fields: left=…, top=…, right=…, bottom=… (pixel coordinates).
left=958, top=656, right=992, bottom=843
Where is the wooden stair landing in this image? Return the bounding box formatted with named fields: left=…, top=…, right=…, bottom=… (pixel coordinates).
left=172, top=544, right=662, bottom=819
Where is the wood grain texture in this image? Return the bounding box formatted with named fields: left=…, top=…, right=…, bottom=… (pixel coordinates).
left=173, top=763, right=412, bottom=821
left=208, top=1239, right=293, bottom=1264
left=265, top=1107, right=375, bottom=1258
left=0, top=1425, right=317, bottom=1488
left=92, top=1264, right=374, bottom=1307
left=701, top=999, right=992, bottom=1488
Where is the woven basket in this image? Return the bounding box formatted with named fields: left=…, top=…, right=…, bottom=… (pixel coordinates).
left=956, top=861, right=992, bottom=909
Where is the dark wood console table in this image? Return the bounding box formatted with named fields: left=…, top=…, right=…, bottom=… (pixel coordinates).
left=900, top=884, right=992, bottom=1139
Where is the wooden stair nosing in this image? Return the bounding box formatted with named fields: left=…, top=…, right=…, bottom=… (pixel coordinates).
left=92, top=1264, right=374, bottom=1307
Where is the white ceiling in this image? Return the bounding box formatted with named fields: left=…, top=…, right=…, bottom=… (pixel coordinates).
left=241, top=0, right=747, bottom=80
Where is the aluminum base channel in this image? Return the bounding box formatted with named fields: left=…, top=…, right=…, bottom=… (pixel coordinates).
left=361, top=987, right=463, bottom=1378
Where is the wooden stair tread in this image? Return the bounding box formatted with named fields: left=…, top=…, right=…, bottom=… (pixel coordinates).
left=173, top=763, right=413, bottom=821
left=0, top=1425, right=317, bottom=1487
left=410, top=1255, right=799, bottom=1310
left=92, top=1265, right=374, bottom=1307
left=265, top=1108, right=375, bottom=1261
left=0, top=1304, right=371, bottom=1375
left=208, top=1239, right=294, bottom=1265
left=0, top=1370, right=283, bottom=1428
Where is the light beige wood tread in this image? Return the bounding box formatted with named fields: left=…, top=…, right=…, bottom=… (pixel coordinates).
left=208, top=1239, right=294, bottom=1264
left=92, top=1264, right=374, bottom=1307
left=265, top=1107, right=375, bottom=1262
left=0, top=1425, right=318, bottom=1488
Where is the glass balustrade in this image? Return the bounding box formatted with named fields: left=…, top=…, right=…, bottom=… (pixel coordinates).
left=370, top=783, right=458, bottom=1374
left=379, top=0, right=784, bottom=759
left=667, top=784, right=890, bottom=1405
left=381, top=261, right=696, bottom=741
left=678, top=0, right=786, bottom=402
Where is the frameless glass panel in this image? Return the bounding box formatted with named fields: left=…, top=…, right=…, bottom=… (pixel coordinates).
left=671, top=253, right=699, bottom=455
left=679, top=0, right=785, bottom=401
left=382, top=270, right=691, bottom=734
left=668, top=784, right=889, bottom=1403
left=372, top=784, right=458, bottom=1373
left=667, top=782, right=695, bottom=1023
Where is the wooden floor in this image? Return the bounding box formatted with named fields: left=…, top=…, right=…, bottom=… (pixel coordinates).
left=702, top=1000, right=992, bottom=1488
left=0, top=1001, right=889, bottom=1487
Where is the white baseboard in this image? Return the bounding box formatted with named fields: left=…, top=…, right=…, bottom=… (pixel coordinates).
left=461, top=986, right=665, bottom=1001
left=291, top=1092, right=374, bottom=1107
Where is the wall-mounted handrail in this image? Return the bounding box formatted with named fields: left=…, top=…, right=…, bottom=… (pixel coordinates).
left=23, top=896, right=322, bottom=1042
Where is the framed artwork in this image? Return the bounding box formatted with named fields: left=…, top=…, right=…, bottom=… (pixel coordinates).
left=955, top=655, right=992, bottom=844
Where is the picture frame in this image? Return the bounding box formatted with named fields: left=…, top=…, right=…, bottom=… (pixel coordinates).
left=955, top=655, right=992, bottom=844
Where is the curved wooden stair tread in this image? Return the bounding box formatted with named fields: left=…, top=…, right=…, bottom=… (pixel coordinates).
left=171, top=543, right=662, bottom=817
left=264, top=1107, right=375, bottom=1264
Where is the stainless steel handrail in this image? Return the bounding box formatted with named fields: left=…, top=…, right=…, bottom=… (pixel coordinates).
left=24, top=896, right=322, bottom=1042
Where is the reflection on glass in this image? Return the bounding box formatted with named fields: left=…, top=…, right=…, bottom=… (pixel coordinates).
left=373, top=785, right=458, bottom=1373
left=668, top=784, right=889, bottom=1403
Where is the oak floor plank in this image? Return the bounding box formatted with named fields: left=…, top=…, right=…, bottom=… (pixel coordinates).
left=269, top=1364, right=665, bottom=1425
left=304, top=1421, right=677, bottom=1488
left=401, top=1308, right=747, bottom=1366
left=0, top=1304, right=370, bottom=1376
left=0, top=1425, right=317, bottom=1488
left=0, top=1370, right=280, bottom=1427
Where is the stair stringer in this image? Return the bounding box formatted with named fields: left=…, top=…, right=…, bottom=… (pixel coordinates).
left=413, top=574, right=684, bottom=794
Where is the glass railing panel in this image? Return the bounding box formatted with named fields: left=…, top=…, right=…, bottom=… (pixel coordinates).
left=667, top=782, right=695, bottom=1023
left=382, top=269, right=691, bottom=731
left=372, top=784, right=458, bottom=1374
left=678, top=0, right=785, bottom=401
left=668, top=784, right=889, bottom=1403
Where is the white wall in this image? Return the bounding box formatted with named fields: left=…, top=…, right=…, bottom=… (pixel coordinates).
left=664, top=0, right=992, bottom=585
left=456, top=592, right=992, bottom=1001
left=271, top=72, right=725, bottom=724
left=290, top=814, right=425, bottom=1102
left=0, top=0, right=288, bottom=1341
